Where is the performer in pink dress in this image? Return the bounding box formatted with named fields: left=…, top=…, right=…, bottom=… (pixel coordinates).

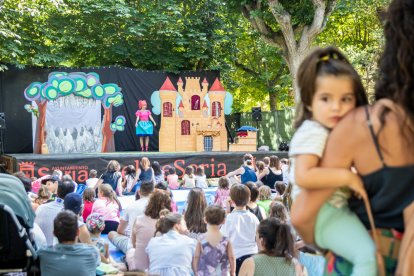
left=135, top=100, right=156, bottom=151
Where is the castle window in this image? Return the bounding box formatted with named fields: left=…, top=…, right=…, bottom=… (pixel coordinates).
left=181, top=120, right=190, bottom=135
left=191, top=95, right=200, bottom=110
left=163, top=102, right=172, bottom=117
left=212, top=101, right=222, bottom=117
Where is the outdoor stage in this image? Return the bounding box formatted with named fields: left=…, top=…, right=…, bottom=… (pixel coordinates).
left=2, top=151, right=288, bottom=183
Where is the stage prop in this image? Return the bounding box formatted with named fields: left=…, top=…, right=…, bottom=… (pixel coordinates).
left=229, top=126, right=258, bottom=152
left=2, top=151, right=288, bottom=183
left=23, top=72, right=125, bottom=154
left=151, top=77, right=233, bottom=152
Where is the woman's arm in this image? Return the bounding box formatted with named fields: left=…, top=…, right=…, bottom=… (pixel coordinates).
left=130, top=221, right=137, bottom=248
left=227, top=167, right=245, bottom=178
left=257, top=167, right=269, bottom=180
left=149, top=115, right=156, bottom=126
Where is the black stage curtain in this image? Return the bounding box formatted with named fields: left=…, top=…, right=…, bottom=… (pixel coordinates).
left=0, top=65, right=219, bottom=153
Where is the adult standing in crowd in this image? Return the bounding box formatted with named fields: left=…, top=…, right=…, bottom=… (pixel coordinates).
left=96, top=160, right=122, bottom=196
left=291, top=0, right=414, bottom=273
left=257, top=155, right=283, bottom=189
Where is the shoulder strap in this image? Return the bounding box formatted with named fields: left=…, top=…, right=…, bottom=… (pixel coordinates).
left=364, top=106, right=387, bottom=167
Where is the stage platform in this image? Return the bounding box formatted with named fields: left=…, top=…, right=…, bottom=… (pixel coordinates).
left=1, top=151, right=288, bottom=183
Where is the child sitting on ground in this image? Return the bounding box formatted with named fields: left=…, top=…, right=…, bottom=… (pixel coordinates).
left=82, top=187, right=96, bottom=222
left=214, top=176, right=230, bottom=209
left=166, top=167, right=179, bottom=190
left=193, top=205, right=235, bottom=276
left=86, top=213, right=110, bottom=264
left=195, top=167, right=208, bottom=189
left=221, top=184, right=259, bottom=275
left=182, top=166, right=196, bottom=189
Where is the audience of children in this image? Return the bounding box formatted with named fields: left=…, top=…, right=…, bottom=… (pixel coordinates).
left=22, top=152, right=298, bottom=276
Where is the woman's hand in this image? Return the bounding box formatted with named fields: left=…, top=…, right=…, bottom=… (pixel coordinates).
left=348, top=173, right=368, bottom=200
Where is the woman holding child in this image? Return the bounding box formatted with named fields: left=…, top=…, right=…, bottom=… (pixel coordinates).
left=291, top=0, right=414, bottom=274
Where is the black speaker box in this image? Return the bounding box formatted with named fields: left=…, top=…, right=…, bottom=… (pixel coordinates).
left=252, top=107, right=262, bottom=121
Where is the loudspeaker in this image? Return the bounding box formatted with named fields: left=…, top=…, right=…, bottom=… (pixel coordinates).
left=252, top=107, right=262, bottom=121
left=0, top=113, right=5, bottom=130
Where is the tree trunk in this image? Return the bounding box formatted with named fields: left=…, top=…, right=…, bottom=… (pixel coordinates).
left=269, top=90, right=278, bottom=111
left=34, top=101, right=47, bottom=154
left=101, top=107, right=115, bottom=152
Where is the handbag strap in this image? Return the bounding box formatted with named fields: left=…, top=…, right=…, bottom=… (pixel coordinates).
left=363, top=196, right=386, bottom=276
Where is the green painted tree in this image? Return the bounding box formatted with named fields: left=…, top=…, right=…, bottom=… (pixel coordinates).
left=24, top=72, right=124, bottom=153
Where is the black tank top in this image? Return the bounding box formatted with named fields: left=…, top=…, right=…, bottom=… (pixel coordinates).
left=348, top=106, right=414, bottom=232
left=262, top=168, right=283, bottom=189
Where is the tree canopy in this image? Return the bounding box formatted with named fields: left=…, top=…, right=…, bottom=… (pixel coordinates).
left=0, top=0, right=390, bottom=111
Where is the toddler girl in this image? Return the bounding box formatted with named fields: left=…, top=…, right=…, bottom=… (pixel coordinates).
left=289, top=47, right=376, bottom=275
left=257, top=185, right=272, bottom=214
left=86, top=213, right=110, bottom=263
left=195, top=167, right=208, bottom=189
left=214, top=176, right=230, bottom=209
left=182, top=166, right=195, bottom=189
left=193, top=205, right=235, bottom=276
left=166, top=167, right=179, bottom=190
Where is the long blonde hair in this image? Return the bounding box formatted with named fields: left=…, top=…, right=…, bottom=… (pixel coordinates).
left=98, top=184, right=122, bottom=210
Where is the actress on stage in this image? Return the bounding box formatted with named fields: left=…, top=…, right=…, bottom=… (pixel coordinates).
left=135, top=100, right=156, bottom=152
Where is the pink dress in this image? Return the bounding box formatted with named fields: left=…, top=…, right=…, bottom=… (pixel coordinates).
left=214, top=188, right=230, bottom=209
left=135, top=110, right=151, bottom=121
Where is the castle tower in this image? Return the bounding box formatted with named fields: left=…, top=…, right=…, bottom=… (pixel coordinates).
left=208, top=78, right=228, bottom=151
left=158, top=77, right=177, bottom=152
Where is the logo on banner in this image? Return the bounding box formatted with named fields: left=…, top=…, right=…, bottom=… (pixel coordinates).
left=19, top=162, right=36, bottom=178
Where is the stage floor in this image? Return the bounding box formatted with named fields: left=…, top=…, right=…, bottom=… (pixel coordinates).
left=2, top=151, right=288, bottom=182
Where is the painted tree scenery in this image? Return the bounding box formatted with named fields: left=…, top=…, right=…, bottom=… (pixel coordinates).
left=2, top=0, right=390, bottom=111
left=23, top=72, right=125, bottom=153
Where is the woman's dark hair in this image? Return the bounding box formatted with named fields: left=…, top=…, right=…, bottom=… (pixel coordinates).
left=258, top=218, right=296, bottom=262
left=295, top=46, right=368, bottom=128
left=375, top=0, right=414, bottom=142
left=145, top=190, right=172, bottom=219
left=274, top=181, right=286, bottom=196
left=83, top=187, right=95, bottom=202
left=155, top=210, right=182, bottom=235
left=151, top=161, right=162, bottom=176
left=124, top=165, right=136, bottom=178
left=184, top=187, right=207, bottom=233
left=245, top=182, right=259, bottom=202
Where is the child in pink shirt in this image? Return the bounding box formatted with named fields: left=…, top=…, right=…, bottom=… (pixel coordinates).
left=91, top=184, right=121, bottom=234
left=167, top=167, right=179, bottom=190
left=214, top=176, right=231, bottom=209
